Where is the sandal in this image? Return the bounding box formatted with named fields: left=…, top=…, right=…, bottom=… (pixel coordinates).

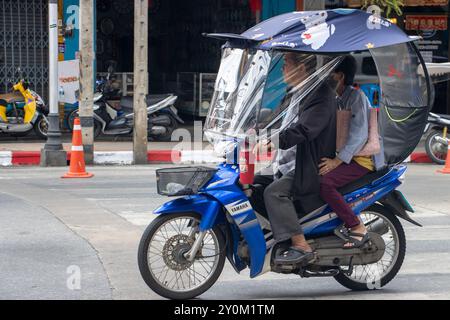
left=274, top=246, right=316, bottom=265
left=334, top=228, right=371, bottom=249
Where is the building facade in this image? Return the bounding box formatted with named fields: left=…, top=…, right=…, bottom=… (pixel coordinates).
left=1, top=0, right=448, bottom=115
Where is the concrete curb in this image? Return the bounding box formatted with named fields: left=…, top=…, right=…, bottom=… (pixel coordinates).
left=0, top=149, right=434, bottom=166
left=0, top=151, right=12, bottom=166
left=1, top=149, right=211, bottom=166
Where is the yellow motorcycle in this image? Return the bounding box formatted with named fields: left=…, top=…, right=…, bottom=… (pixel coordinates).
left=0, top=79, right=48, bottom=139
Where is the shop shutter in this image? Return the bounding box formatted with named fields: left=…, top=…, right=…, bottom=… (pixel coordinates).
left=0, top=0, right=49, bottom=101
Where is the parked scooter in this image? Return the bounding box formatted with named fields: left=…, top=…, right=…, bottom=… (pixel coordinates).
left=0, top=78, right=48, bottom=139
left=424, top=112, right=449, bottom=164
left=68, top=70, right=183, bottom=141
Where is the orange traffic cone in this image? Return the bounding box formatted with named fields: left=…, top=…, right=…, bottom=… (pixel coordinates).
left=437, top=144, right=450, bottom=174
left=62, top=118, right=94, bottom=178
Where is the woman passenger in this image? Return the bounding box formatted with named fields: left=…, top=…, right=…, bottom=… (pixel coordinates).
left=318, top=55, right=384, bottom=248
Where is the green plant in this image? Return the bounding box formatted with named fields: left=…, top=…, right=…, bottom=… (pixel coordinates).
left=361, top=0, right=404, bottom=18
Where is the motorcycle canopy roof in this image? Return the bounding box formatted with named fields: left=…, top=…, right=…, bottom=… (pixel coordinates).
left=206, top=9, right=417, bottom=52
left=204, top=9, right=432, bottom=166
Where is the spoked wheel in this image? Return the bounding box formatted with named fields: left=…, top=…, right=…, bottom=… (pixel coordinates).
left=138, top=213, right=226, bottom=300
left=425, top=130, right=448, bottom=165
left=334, top=204, right=406, bottom=291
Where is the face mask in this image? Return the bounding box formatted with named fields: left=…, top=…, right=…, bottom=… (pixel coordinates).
left=327, top=76, right=340, bottom=92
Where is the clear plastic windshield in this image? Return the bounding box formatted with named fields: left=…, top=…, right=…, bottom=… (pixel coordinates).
left=204, top=48, right=270, bottom=142
left=204, top=48, right=342, bottom=153
left=256, top=52, right=342, bottom=140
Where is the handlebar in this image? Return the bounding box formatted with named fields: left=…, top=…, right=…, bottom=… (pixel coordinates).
left=7, top=79, right=30, bottom=91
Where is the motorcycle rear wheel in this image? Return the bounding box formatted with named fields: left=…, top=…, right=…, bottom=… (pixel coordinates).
left=334, top=204, right=406, bottom=291
left=67, top=109, right=78, bottom=131
left=68, top=109, right=102, bottom=138
left=138, top=212, right=226, bottom=300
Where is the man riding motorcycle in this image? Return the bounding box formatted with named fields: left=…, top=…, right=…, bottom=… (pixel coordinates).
left=252, top=52, right=337, bottom=265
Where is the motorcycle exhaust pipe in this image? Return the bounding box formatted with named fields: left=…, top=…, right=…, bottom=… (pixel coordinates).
left=367, top=219, right=389, bottom=235
left=149, top=125, right=167, bottom=136
left=0, top=122, right=33, bottom=133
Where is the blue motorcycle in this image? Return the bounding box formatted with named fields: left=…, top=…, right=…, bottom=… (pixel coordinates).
left=138, top=9, right=432, bottom=299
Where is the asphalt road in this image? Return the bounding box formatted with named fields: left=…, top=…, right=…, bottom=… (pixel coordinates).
left=0, top=164, right=449, bottom=300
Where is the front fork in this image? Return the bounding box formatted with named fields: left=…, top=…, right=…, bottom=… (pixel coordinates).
left=443, top=126, right=448, bottom=144
left=184, top=230, right=206, bottom=262
left=180, top=220, right=206, bottom=262
left=434, top=126, right=449, bottom=146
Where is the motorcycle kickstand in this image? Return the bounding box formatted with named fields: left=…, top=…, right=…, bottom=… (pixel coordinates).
left=341, top=256, right=354, bottom=276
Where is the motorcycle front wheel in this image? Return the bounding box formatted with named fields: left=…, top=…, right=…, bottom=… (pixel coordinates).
left=425, top=129, right=448, bottom=165
left=34, top=115, right=48, bottom=139
left=138, top=212, right=226, bottom=300
left=334, top=204, right=406, bottom=291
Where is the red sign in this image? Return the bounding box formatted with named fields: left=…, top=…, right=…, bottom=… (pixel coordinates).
left=405, top=15, right=448, bottom=31
left=405, top=0, right=449, bottom=6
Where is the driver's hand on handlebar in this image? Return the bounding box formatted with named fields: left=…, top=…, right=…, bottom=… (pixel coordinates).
left=253, top=139, right=275, bottom=155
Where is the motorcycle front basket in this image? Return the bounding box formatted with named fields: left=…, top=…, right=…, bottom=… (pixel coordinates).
left=156, top=166, right=217, bottom=196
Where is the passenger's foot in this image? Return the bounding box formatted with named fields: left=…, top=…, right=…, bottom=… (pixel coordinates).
left=274, top=246, right=316, bottom=265
left=343, top=223, right=370, bottom=249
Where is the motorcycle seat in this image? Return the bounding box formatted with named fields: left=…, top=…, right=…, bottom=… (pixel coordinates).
left=107, top=117, right=127, bottom=129
left=0, top=92, right=23, bottom=104
left=337, top=167, right=390, bottom=195
left=119, top=94, right=174, bottom=112
left=252, top=167, right=391, bottom=218
left=119, top=96, right=134, bottom=112
left=294, top=167, right=390, bottom=217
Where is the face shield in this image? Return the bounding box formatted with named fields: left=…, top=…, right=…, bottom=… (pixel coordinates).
left=256, top=52, right=342, bottom=140
left=204, top=48, right=270, bottom=147
left=204, top=48, right=342, bottom=155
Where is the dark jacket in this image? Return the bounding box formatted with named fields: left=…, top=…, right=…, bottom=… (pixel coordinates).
left=278, top=83, right=337, bottom=213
